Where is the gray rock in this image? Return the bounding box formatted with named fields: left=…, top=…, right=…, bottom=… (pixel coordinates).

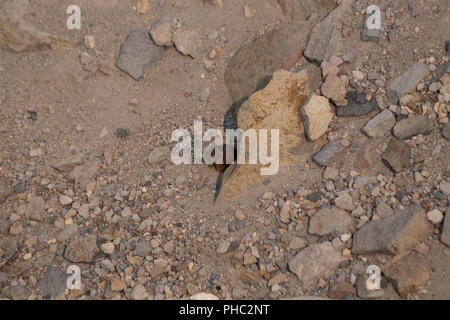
left=442, top=123, right=450, bottom=141
left=309, top=206, right=353, bottom=236
left=352, top=205, right=431, bottom=255
left=387, top=63, right=429, bottom=103
left=441, top=207, right=450, bottom=246
left=69, top=158, right=101, bottom=186
left=312, top=141, right=347, bottom=167
left=361, top=109, right=396, bottom=137
left=56, top=224, right=79, bottom=242
left=216, top=241, right=230, bottom=254
left=375, top=202, right=394, bottom=219
left=323, top=167, right=339, bottom=180
left=336, top=91, right=378, bottom=117
left=393, top=116, right=433, bottom=139
left=52, top=153, right=86, bottom=172
left=382, top=138, right=411, bottom=173
left=353, top=176, right=377, bottom=189
left=146, top=145, right=173, bottom=164
left=277, top=0, right=336, bottom=20
left=440, top=180, right=450, bottom=196
left=289, top=237, right=308, bottom=250
left=304, top=0, right=354, bottom=62
left=288, top=242, right=346, bottom=288
left=334, top=192, right=356, bottom=211
left=5, top=285, right=31, bottom=300
left=134, top=240, right=152, bottom=257
left=116, top=29, right=164, bottom=80
left=64, top=235, right=99, bottom=263
left=224, top=22, right=313, bottom=103
left=25, top=196, right=45, bottom=221
left=37, top=266, right=69, bottom=298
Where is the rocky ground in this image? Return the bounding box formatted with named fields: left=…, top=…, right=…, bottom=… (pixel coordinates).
left=0, top=0, right=450, bottom=300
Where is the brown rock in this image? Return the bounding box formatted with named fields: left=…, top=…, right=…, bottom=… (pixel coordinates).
left=288, top=242, right=346, bottom=288
left=328, top=282, right=356, bottom=299
left=64, top=235, right=99, bottom=263
left=217, top=70, right=309, bottom=202
left=352, top=205, right=431, bottom=255
left=321, top=74, right=347, bottom=104
left=383, top=254, right=430, bottom=299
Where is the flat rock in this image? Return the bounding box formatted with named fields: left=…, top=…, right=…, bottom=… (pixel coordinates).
left=277, top=0, right=336, bottom=20
left=300, top=94, right=333, bottom=141
left=312, top=140, right=347, bottom=167
left=37, top=266, right=69, bottom=298
left=134, top=240, right=152, bottom=257
left=69, top=158, right=101, bottom=187
left=336, top=91, right=378, bottom=117
left=441, top=207, right=450, bottom=246
left=353, top=176, right=377, bottom=189
left=288, top=242, right=346, bottom=288
left=150, top=17, right=173, bottom=46
left=321, top=74, right=347, bottom=104
left=382, top=138, right=411, bottom=173
left=383, top=254, right=430, bottom=299
left=304, top=0, right=354, bottom=63
left=25, top=196, right=46, bottom=221
left=362, top=109, right=396, bottom=138
left=116, top=29, right=164, bottom=80
left=224, top=22, right=313, bottom=102
left=52, top=153, right=86, bottom=172
left=441, top=123, right=450, bottom=141
left=440, top=180, right=450, bottom=196
left=309, top=206, right=354, bottom=236
left=56, top=224, right=79, bottom=242
left=352, top=205, right=431, bottom=255
left=334, top=192, right=355, bottom=211
left=173, top=29, right=202, bottom=58
left=146, top=145, right=173, bottom=164
left=393, top=116, right=433, bottom=139
left=387, top=63, right=429, bottom=103
left=64, top=235, right=99, bottom=263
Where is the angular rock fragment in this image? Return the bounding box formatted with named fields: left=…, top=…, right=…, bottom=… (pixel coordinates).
left=37, top=266, right=69, bottom=298
left=387, top=63, right=429, bottom=103
left=116, top=29, right=164, bottom=80
left=441, top=123, right=450, bottom=141
left=441, top=207, right=450, bottom=246
left=308, top=206, right=354, bottom=236
left=312, top=141, right=347, bottom=167
left=383, top=254, right=430, bottom=299
left=352, top=205, right=431, bottom=255
left=25, top=196, right=46, bottom=221
left=288, top=242, right=346, bottom=288
left=173, top=29, right=202, bottom=58
left=336, top=91, right=378, bottom=117
left=300, top=94, right=333, bottom=141
left=304, top=0, right=354, bottom=63
left=382, top=138, right=411, bottom=173
left=393, top=116, right=433, bottom=140
left=321, top=74, right=347, bottom=104
left=361, top=109, right=396, bottom=138
left=224, top=22, right=313, bottom=102
left=64, top=235, right=99, bottom=263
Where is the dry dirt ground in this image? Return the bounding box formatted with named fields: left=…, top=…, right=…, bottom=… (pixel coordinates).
left=0, top=0, right=450, bottom=300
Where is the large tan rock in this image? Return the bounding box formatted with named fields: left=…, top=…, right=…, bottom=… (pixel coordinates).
left=216, top=70, right=309, bottom=202
left=0, top=0, right=74, bottom=52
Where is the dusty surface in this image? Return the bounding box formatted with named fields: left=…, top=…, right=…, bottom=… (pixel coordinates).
left=0, top=0, right=449, bottom=300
